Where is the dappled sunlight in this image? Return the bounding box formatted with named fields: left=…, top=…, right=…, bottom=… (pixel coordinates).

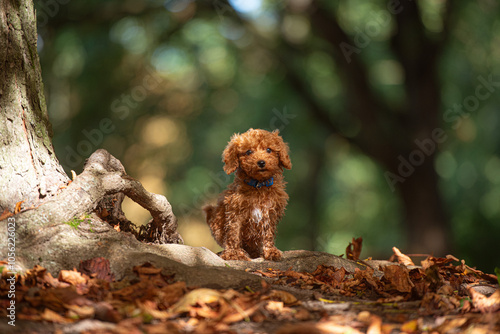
left=110, top=17, right=149, bottom=54
left=306, top=52, right=340, bottom=100
left=122, top=196, right=151, bottom=225
left=484, top=156, right=500, bottom=184
left=435, top=151, right=457, bottom=179
left=479, top=186, right=500, bottom=219
left=160, top=91, right=201, bottom=116
left=141, top=116, right=180, bottom=147
left=281, top=14, right=310, bottom=44
left=370, top=60, right=404, bottom=86
left=419, top=0, right=447, bottom=33
left=456, top=162, right=478, bottom=189
left=178, top=217, right=222, bottom=252
left=139, top=175, right=166, bottom=197
left=455, top=118, right=477, bottom=142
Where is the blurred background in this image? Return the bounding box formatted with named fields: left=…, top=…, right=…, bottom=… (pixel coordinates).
left=35, top=0, right=499, bottom=271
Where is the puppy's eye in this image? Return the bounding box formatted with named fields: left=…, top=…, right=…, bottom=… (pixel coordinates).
left=245, top=150, right=253, bottom=155
left=266, top=148, right=272, bottom=153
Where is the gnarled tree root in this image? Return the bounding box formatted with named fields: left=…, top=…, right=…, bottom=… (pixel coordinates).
left=0, top=149, right=183, bottom=274
left=85, top=149, right=183, bottom=244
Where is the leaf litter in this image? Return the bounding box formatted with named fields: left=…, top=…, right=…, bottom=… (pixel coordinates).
left=0, top=242, right=499, bottom=334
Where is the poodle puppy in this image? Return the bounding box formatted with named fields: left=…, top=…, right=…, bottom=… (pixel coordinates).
left=203, top=128, right=292, bottom=261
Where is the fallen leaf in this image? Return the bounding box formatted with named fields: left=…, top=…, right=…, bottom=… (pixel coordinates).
left=346, top=237, right=363, bottom=261
left=138, top=300, right=173, bottom=320
left=391, top=247, right=415, bottom=266
left=277, top=321, right=363, bottom=334
left=133, top=263, right=163, bottom=276
left=14, top=200, right=24, bottom=214
left=265, top=300, right=284, bottom=313
left=41, top=308, right=73, bottom=323
left=267, top=290, right=298, bottom=305
left=400, top=319, right=419, bottom=333
left=0, top=208, right=13, bottom=221
left=100, top=208, right=110, bottom=218
left=59, top=269, right=87, bottom=285
left=435, top=318, right=468, bottom=333
left=65, top=304, right=95, bottom=319
left=79, top=257, right=115, bottom=282
left=367, top=314, right=382, bottom=334
left=421, top=256, right=454, bottom=270
left=169, top=288, right=223, bottom=314
left=357, top=310, right=371, bottom=322
left=93, top=301, right=122, bottom=323
left=469, top=287, right=500, bottom=313
left=382, top=265, right=414, bottom=293
left=157, top=281, right=187, bottom=308
left=221, top=302, right=261, bottom=323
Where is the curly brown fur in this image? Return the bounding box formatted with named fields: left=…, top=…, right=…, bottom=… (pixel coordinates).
left=203, top=128, right=292, bottom=261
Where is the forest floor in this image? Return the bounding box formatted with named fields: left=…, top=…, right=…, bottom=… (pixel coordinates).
left=1, top=241, right=499, bottom=334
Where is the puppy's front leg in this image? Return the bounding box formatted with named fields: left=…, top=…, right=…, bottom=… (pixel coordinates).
left=262, top=223, right=282, bottom=261
left=220, top=218, right=251, bottom=261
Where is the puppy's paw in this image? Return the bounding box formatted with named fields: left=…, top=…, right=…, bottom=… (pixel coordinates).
left=263, top=247, right=283, bottom=261
left=220, top=248, right=251, bottom=261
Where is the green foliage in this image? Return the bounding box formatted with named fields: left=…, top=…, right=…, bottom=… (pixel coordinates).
left=36, top=0, right=500, bottom=270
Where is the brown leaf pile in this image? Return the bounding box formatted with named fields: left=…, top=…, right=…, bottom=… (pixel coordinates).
left=0, top=258, right=310, bottom=333
left=0, top=248, right=499, bottom=334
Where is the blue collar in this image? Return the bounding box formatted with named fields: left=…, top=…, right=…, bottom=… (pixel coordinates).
left=245, top=177, right=274, bottom=189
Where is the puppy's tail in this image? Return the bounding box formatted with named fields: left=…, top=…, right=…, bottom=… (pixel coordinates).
left=202, top=205, right=215, bottom=227
left=203, top=204, right=225, bottom=248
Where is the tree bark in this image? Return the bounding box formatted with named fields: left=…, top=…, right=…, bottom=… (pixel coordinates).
left=0, top=0, right=182, bottom=272
left=395, top=157, right=451, bottom=255
left=0, top=0, right=69, bottom=212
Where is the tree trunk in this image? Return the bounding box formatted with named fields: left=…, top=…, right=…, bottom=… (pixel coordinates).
left=296, top=1, right=455, bottom=256
left=0, top=0, right=68, bottom=212
left=0, top=0, right=182, bottom=274
left=393, top=157, right=451, bottom=255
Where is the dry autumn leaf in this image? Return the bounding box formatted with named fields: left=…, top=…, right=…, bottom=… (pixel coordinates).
left=0, top=208, right=13, bottom=220
left=277, top=321, right=363, bottom=334
left=382, top=265, right=414, bottom=293
left=14, top=200, right=24, bottom=214
left=59, top=269, right=87, bottom=285
left=346, top=237, right=363, bottom=261
left=391, top=247, right=415, bottom=266
left=366, top=314, right=382, bottom=334
left=169, top=288, right=224, bottom=314
left=41, top=308, right=74, bottom=324
left=79, top=257, right=115, bottom=282
left=267, top=289, right=298, bottom=305
left=469, top=287, right=500, bottom=313
left=64, top=304, right=95, bottom=319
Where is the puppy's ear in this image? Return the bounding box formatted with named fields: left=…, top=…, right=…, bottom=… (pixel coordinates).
left=272, top=131, right=292, bottom=170
left=278, top=144, right=292, bottom=170
left=222, top=134, right=240, bottom=174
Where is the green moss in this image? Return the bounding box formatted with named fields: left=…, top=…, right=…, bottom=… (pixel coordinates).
left=64, top=214, right=91, bottom=230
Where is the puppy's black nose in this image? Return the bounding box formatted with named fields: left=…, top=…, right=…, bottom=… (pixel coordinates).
left=257, top=160, right=266, bottom=168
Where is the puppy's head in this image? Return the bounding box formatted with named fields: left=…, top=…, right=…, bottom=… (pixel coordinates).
left=223, top=128, right=291, bottom=180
